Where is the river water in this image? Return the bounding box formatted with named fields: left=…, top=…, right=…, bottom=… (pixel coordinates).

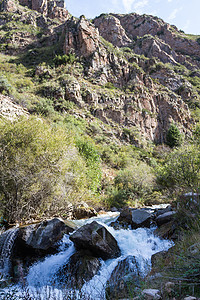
left=1, top=212, right=173, bottom=300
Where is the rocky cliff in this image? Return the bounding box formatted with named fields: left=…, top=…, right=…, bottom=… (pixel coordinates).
left=0, top=1, right=199, bottom=144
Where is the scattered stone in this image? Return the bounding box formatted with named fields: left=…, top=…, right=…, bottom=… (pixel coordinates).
left=69, top=221, right=121, bottom=259
left=188, top=243, right=200, bottom=255
left=142, top=288, right=161, bottom=299
left=183, top=297, right=197, bottom=300
left=72, top=202, right=97, bottom=219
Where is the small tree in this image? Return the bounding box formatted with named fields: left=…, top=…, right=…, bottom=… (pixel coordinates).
left=0, top=117, right=87, bottom=223
left=166, top=123, right=183, bottom=148
left=156, top=144, right=200, bottom=191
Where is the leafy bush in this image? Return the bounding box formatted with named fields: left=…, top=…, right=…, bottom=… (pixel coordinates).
left=106, top=162, right=155, bottom=208
left=156, top=144, right=200, bottom=192
left=53, top=54, right=76, bottom=67
left=76, top=138, right=101, bottom=192
left=0, top=117, right=88, bottom=223
left=0, top=75, right=12, bottom=95
left=166, top=123, right=183, bottom=148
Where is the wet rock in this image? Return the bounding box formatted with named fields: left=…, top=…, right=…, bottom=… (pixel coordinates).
left=131, top=209, right=151, bottom=229
left=106, top=255, right=140, bottom=299
left=115, top=208, right=152, bottom=229
left=19, top=218, right=73, bottom=251
left=142, top=288, right=161, bottom=299
left=155, top=211, right=176, bottom=227
left=57, top=250, right=101, bottom=288
left=183, top=297, right=197, bottom=300
left=69, top=221, right=121, bottom=259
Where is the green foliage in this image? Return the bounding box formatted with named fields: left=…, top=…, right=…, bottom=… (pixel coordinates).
left=156, top=144, right=200, bottom=191
left=76, top=138, right=101, bottom=192
left=0, top=75, right=12, bottom=95
left=106, top=162, right=155, bottom=208
left=53, top=54, right=76, bottom=67
left=166, top=123, right=183, bottom=148
left=104, top=82, right=115, bottom=89
left=0, top=117, right=88, bottom=223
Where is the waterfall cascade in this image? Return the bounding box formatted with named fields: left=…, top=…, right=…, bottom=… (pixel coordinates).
left=0, top=227, right=19, bottom=277
left=0, top=213, right=174, bottom=299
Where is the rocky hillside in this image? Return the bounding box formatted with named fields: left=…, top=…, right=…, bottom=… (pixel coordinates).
left=0, top=0, right=200, bottom=146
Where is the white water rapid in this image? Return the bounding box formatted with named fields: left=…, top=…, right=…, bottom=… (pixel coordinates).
left=1, top=213, right=173, bottom=300
left=0, top=227, right=19, bottom=277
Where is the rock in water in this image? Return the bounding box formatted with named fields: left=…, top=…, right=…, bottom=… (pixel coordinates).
left=106, top=255, right=140, bottom=299
left=19, top=218, right=73, bottom=251
left=131, top=209, right=151, bottom=229
left=69, top=221, right=121, bottom=259
left=57, top=250, right=101, bottom=288
left=155, top=211, right=176, bottom=226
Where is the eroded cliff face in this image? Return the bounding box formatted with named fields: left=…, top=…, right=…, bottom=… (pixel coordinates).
left=1, top=0, right=69, bottom=20
left=0, top=3, right=198, bottom=144
left=63, top=16, right=193, bottom=143
left=94, top=13, right=200, bottom=69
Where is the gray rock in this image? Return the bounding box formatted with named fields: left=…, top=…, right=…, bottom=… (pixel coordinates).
left=131, top=209, right=151, bottom=229
left=20, top=218, right=73, bottom=250
left=155, top=211, right=176, bottom=227
left=69, top=221, right=121, bottom=259
left=57, top=250, right=101, bottom=288
left=106, top=255, right=140, bottom=299
left=142, top=289, right=161, bottom=299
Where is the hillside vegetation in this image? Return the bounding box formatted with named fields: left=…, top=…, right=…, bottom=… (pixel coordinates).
left=0, top=1, right=200, bottom=297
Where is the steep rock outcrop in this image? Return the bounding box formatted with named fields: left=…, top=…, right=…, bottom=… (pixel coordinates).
left=94, top=14, right=131, bottom=47
left=1, top=0, right=69, bottom=20
left=94, top=13, right=200, bottom=68
left=0, top=94, right=28, bottom=120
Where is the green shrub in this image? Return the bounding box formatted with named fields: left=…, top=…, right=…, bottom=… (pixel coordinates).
left=0, top=117, right=88, bottom=223
left=53, top=54, right=76, bottom=67
left=0, top=75, right=12, bottom=95
left=106, top=162, right=155, bottom=208
left=104, top=82, right=115, bottom=89
left=156, top=144, right=200, bottom=191
left=76, top=138, right=101, bottom=192
left=166, top=123, right=183, bottom=148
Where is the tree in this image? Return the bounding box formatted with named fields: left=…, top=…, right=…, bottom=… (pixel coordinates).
left=0, top=117, right=87, bottom=223
left=156, top=144, right=200, bottom=191
left=166, top=123, right=183, bottom=148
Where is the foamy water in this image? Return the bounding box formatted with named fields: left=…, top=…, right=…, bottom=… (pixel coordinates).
left=1, top=213, right=173, bottom=300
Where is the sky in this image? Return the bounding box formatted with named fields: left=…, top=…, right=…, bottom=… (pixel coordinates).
left=65, top=0, right=200, bottom=35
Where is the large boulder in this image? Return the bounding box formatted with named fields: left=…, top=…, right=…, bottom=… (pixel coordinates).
left=116, top=208, right=152, bottom=229
left=131, top=209, right=152, bottom=229
left=18, top=218, right=73, bottom=251
left=155, top=211, right=176, bottom=227
left=57, top=250, right=101, bottom=288
left=69, top=221, right=121, bottom=259
left=106, top=255, right=140, bottom=299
